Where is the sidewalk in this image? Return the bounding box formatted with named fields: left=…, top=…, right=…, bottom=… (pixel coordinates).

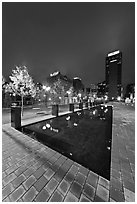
left=2, top=102, right=135, bottom=202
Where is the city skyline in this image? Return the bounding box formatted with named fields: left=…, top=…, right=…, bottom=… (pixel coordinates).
left=2, top=2, right=135, bottom=87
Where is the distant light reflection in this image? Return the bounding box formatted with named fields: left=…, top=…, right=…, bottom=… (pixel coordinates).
left=42, top=125, right=46, bottom=130
left=74, top=123, right=78, bottom=126
left=66, top=116, right=70, bottom=121
left=46, top=123, right=51, bottom=128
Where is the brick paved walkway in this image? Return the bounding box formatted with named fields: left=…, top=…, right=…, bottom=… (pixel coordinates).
left=2, top=102, right=135, bottom=202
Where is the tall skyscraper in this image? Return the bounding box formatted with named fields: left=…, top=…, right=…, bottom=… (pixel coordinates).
left=106, top=50, right=122, bottom=100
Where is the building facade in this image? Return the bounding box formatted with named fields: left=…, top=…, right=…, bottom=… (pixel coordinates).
left=97, top=81, right=107, bottom=97
left=47, top=71, right=73, bottom=104
left=106, top=50, right=122, bottom=100
left=90, top=84, right=98, bottom=98
left=125, top=83, right=135, bottom=100
left=73, top=77, right=84, bottom=94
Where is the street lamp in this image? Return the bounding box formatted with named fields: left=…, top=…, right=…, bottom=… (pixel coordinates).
left=43, top=85, right=50, bottom=91
left=67, top=90, right=71, bottom=95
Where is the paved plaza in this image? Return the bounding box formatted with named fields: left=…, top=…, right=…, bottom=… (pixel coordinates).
left=2, top=102, right=135, bottom=202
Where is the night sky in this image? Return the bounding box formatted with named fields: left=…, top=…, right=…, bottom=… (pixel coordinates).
left=2, top=2, right=135, bottom=87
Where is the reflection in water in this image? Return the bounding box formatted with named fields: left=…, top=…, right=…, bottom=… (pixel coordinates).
left=42, top=124, right=59, bottom=133
left=66, top=116, right=70, bottom=121
left=42, top=125, right=46, bottom=130
left=46, top=123, right=51, bottom=128
left=52, top=128, right=59, bottom=133
left=74, top=123, right=78, bottom=126
left=107, top=146, right=111, bottom=150
left=42, top=105, right=110, bottom=133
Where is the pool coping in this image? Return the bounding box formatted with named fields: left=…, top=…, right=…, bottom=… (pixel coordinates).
left=21, top=107, right=86, bottom=127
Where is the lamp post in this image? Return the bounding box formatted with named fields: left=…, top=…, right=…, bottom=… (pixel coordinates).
left=67, top=90, right=71, bottom=104
left=19, top=83, right=24, bottom=116
left=43, top=85, right=51, bottom=107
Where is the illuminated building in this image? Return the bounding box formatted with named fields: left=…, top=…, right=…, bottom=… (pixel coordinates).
left=47, top=71, right=73, bottom=104
left=97, top=81, right=107, bottom=97
left=106, top=50, right=122, bottom=100
left=125, top=83, right=135, bottom=99
left=73, top=77, right=84, bottom=94
left=47, top=71, right=72, bottom=85
left=90, top=84, right=98, bottom=98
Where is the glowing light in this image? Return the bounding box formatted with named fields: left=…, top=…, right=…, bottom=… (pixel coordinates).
left=74, top=77, right=81, bottom=80
left=43, top=85, right=46, bottom=89
left=70, top=153, right=72, bottom=156
left=66, top=116, right=70, bottom=121
left=93, top=94, right=96, bottom=98
left=46, top=123, right=51, bottom=128
left=53, top=128, right=59, bottom=133
left=43, top=85, right=50, bottom=91
left=107, top=147, right=111, bottom=150
left=104, top=95, right=108, bottom=101
left=78, top=93, right=81, bottom=97
left=108, top=50, right=120, bottom=57
left=96, top=97, right=101, bottom=100
left=125, top=98, right=131, bottom=103
left=50, top=71, right=59, bottom=77
left=117, top=96, right=121, bottom=101
left=110, top=59, right=117, bottom=63
left=49, top=98, right=51, bottom=101
left=42, top=126, right=46, bottom=130
left=67, top=90, right=71, bottom=95
left=93, top=110, right=96, bottom=115
left=104, top=109, right=108, bottom=113
left=74, top=123, right=78, bottom=126
left=46, top=86, right=50, bottom=91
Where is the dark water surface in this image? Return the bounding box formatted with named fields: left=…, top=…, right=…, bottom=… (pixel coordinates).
left=21, top=105, right=112, bottom=180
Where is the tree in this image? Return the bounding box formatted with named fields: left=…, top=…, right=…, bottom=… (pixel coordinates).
left=49, top=79, right=65, bottom=104
left=125, top=83, right=135, bottom=98
left=48, top=79, right=74, bottom=104
left=34, top=82, right=43, bottom=103
left=9, top=66, right=36, bottom=115
left=46, top=71, right=73, bottom=104
left=2, top=76, right=13, bottom=107
left=66, top=86, right=74, bottom=103
left=2, top=75, right=6, bottom=86
left=2, top=75, right=6, bottom=107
